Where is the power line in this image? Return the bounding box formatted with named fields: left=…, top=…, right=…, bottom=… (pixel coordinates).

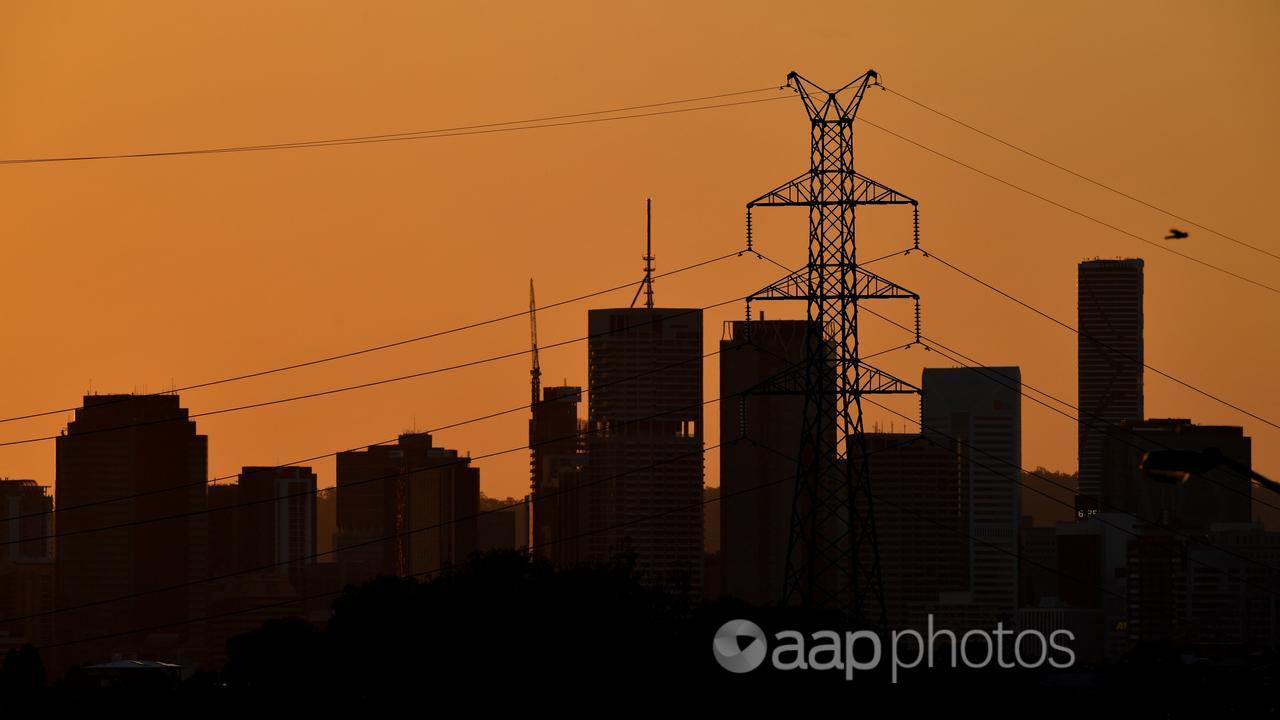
left=748, top=385, right=1280, bottom=607
left=857, top=302, right=1274, bottom=511
left=736, top=300, right=1280, bottom=578
left=19, top=363, right=724, bottom=546
left=0, top=88, right=789, bottom=166
left=0, top=250, right=742, bottom=426
left=0, top=295, right=740, bottom=448
left=47, top=430, right=1144, bottom=653
left=761, top=247, right=1277, bottom=455
left=856, top=116, right=1280, bottom=297
left=853, top=306, right=1280, bottom=567
left=856, top=398, right=1280, bottom=602
left=882, top=85, right=1280, bottom=264
left=2, top=297, right=751, bottom=526
left=749, top=439, right=1134, bottom=609
left=4, top=335, right=909, bottom=622
left=35, top=432, right=931, bottom=651
left=35, top=454, right=796, bottom=652
left=754, top=248, right=1275, bottom=510
left=0, top=439, right=726, bottom=626
left=32, top=342, right=1269, bottom=650
left=926, top=249, right=1280, bottom=432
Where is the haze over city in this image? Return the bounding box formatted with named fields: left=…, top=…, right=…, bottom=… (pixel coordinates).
left=2, top=1, right=1275, bottom=501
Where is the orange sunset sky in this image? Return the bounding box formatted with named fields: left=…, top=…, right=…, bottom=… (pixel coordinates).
left=1, top=1, right=1277, bottom=510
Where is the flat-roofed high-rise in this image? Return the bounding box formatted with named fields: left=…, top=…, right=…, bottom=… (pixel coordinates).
left=54, top=394, right=209, bottom=667
left=922, top=367, right=1021, bottom=616
left=1078, top=258, right=1144, bottom=505
left=530, top=385, right=584, bottom=564
left=335, top=433, right=478, bottom=579
left=718, top=319, right=809, bottom=605
left=585, top=308, right=703, bottom=594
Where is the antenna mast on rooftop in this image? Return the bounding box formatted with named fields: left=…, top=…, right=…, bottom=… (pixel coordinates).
left=630, top=198, right=656, bottom=309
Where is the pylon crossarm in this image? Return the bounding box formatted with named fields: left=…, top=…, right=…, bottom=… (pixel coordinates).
left=747, top=267, right=807, bottom=301
left=740, top=361, right=808, bottom=396
left=850, top=172, right=917, bottom=206
left=747, top=170, right=814, bottom=207
left=748, top=266, right=918, bottom=302
left=854, top=266, right=919, bottom=299
left=748, top=171, right=915, bottom=208
left=855, top=363, right=920, bottom=395
left=742, top=360, right=919, bottom=397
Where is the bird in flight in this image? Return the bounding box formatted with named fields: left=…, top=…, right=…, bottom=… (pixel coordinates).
left=1165, top=228, right=1189, bottom=240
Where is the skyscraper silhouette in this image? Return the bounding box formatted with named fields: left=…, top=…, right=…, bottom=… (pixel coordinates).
left=1077, top=258, right=1144, bottom=509
left=335, top=433, right=478, bottom=580
left=0, top=479, right=52, bottom=563
left=0, top=479, right=54, bottom=652
left=530, top=385, right=584, bottom=563
left=236, top=466, right=317, bottom=576
left=585, top=308, right=703, bottom=593
left=718, top=319, right=810, bottom=604
left=922, top=367, right=1021, bottom=620
left=862, top=433, right=968, bottom=629
left=55, top=394, right=209, bottom=667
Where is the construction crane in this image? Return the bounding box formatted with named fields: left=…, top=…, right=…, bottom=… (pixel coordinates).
left=527, top=278, right=542, bottom=556
left=529, top=278, right=541, bottom=497
left=530, top=278, right=541, bottom=407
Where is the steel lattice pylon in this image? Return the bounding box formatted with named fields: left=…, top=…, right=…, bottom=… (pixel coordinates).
left=744, top=70, right=921, bottom=629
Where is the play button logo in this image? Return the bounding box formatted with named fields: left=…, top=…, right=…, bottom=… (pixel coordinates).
left=712, top=619, right=767, bottom=673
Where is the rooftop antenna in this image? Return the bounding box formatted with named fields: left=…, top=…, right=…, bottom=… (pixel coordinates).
left=630, top=198, right=655, bottom=309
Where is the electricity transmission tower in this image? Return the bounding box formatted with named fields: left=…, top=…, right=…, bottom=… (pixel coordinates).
left=744, top=70, right=922, bottom=629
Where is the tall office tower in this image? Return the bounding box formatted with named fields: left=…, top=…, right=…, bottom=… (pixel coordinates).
left=55, top=395, right=209, bottom=666
left=862, top=433, right=969, bottom=628
left=586, top=307, right=703, bottom=593
left=0, top=479, right=55, bottom=651
left=335, top=433, right=478, bottom=580
left=0, top=479, right=52, bottom=562
left=1078, top=258, right=1144, bottom=508
left=719, top=319, right=810, bottom=605
left=530, top=385, right=584, bottom=563
left=1103, top=419, right=1251, bottom=530
left=922, top=367, right=1021, bottom=617
left=207, top=483, right=240, bottom=578
left=237, top=466, right=317, bottom=576
left=204, top=468, right=316, bottom=666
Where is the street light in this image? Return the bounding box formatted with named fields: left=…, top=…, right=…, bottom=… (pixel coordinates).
left=1140, top=447, right=1277, bottom=494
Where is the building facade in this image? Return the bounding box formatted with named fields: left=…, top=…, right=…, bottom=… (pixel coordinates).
left=585, top=308, right=704, bottom=593
left=922, top=366, right=1022, bottom=619
left=718, top=319, right=810, bottom=605
left=1077, top=258, right=1144, bottom=508
left=335, top=433, right=478, bottom=580
left=54, top=394, right=209, bottom=667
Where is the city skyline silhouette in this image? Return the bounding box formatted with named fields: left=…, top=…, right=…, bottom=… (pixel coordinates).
left=1, top=2, right=1276, bottom=504
left=1, top=0, right=1278, bottom=706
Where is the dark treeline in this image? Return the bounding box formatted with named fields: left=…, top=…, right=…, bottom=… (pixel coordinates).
left=3, top=551, right=1280, bottom=713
